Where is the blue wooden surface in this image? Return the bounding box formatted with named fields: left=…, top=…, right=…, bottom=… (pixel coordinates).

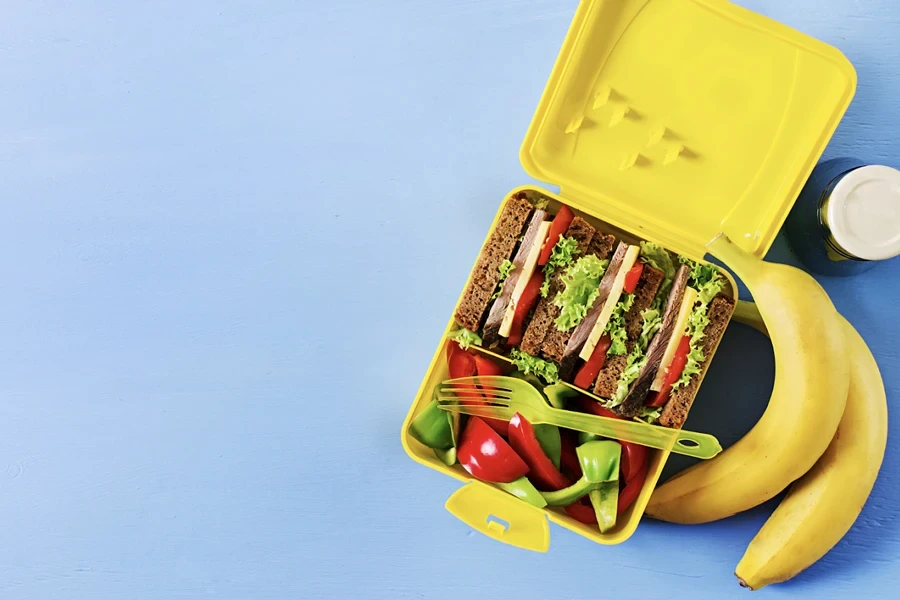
left=1, top=1, right=898, bottom=598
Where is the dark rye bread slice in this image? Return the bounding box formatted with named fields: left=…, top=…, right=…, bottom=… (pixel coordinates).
left=454, top=194, right=534, bottom=332
left=659, top=293, right=735, bottom=429
left=558, top=241, right=630, bottom=380
left=539, top=231, right=616, bottom=362
left=590, top=264, right=664, bottom=395
left=518, top=216, right=598, bottom=356
left=482, top=209, right=549, bottom=346
left=609, top=265, right=690, bottom=417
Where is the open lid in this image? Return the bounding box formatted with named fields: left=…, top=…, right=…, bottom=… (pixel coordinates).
left=521, top=0, right=856, bottom=259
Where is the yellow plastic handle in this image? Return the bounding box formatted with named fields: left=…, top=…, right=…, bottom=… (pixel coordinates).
left=445, top=481, right=550, bottom=552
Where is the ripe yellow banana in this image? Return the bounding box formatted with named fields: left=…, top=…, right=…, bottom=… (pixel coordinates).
left=646, top=235, right=849, bottom=523
left=734, top=312, right=887, bottom=589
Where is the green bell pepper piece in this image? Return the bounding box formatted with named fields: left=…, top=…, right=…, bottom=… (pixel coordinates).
left=577, top=431, right=604, bottom=445
left=543, top=382, right=579, bottom=409
left=541, top=441, right=621, bottom=506
left=409, top=398, right=454, bottom=450
left=578, top=440, right=621, bottom=482
left=589, top=482, right=619, bottom=533
left=533, top=424, right=562, bottom=470
left=434, top=446, right=457, bottom=466
left=433, top=406, right=464, bottom=465
left=496, top=476, right=548, bottom=508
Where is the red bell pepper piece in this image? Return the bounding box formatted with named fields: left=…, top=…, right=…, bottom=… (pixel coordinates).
left=573, top=335, right=611, bottom=390
left=447, top=346, right=508, bottom=435
left=448, top=344, right=476, bottom=379
left=472, top=354, right=503, bottom=376
left=508, top=413, right=568, bottom=491
left=620, top=441, right=649, bottom=482
left=622, top=262, right=644, bottom=294
left=506, top=271, right=544, bottom=347
left=565, top=496, right=598, bottom=524
left=646, top=335, right=691, bottom=408
left=538, top=205, right=575, bottom=266
left=446, top=340, right=464, bottom=363
left=457, top=417, right=529, bottom=483
left=618, top=463, right=649, bottom=515
left=574, top=395, right=623, bottom=420
left=472, top=354, right=509, bottom=436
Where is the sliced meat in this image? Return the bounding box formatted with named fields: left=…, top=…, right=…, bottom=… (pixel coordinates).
left=454, top=194, right=534, bottom=332
left=659, top=293, right=735, bottom=428
left=558, top=241, right=629, bottom=379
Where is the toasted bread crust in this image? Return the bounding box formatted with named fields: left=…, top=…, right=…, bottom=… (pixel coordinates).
left=454, top=194, right=533, bottom=332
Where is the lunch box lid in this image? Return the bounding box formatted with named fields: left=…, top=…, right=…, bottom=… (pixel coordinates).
left=520, top=0, right=857, bottom=259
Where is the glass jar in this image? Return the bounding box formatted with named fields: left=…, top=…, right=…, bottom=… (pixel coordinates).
left=784, top=158, right=900, bottom=276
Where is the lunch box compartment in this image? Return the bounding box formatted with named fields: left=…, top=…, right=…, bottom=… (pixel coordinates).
left=404, top=0, right=856, bottom=551
left=402, top=185, right=737, bottom=546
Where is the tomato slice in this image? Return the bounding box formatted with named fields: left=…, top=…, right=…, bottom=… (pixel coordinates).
left=506, top=271, right=545, bottom=347
left=508, top=413, right=569, bottom=491
left=573, top=335, right=611, bottom=389
left=646, top=335, right=691, bottom=407
left=458, top=417, right=529, bottom=483
left=623, top=262, right=644, bottom=294
left=537, top=205, right=575, bottom=266
left=620, top=441, right=649, bottom=481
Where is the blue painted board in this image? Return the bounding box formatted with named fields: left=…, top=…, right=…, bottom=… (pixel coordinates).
left=1, top=1, right=898, bottom=598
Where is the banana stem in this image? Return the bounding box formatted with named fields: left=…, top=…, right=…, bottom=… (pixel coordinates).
left=706, top=233, right=764, bottom=286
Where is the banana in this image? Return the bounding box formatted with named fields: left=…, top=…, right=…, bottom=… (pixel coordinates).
left=646, top=234, right=849, bottom=523
left=734, top=312, right=887, bottom=589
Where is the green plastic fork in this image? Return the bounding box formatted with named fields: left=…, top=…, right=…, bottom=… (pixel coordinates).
left=436, top=375, right=722, bottom=460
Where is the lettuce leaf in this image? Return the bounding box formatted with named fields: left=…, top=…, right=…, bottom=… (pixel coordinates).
left=603, top=293, right=635, bottom=356
left=509, top=349, right=560, bottom=384
left=448, top=328, right=482, bottom=350
left=492, top=259, right=516, bottom=300
left=541, top=236, right=580, bottom=298
left=636, top=405, right=662, bottom=424
left=552, top=255, right=609, bottom=331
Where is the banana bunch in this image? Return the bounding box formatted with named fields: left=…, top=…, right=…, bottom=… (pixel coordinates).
left=645, top=235, right=888, bottom=590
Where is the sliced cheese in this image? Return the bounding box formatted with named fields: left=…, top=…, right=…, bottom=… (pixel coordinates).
left=650, top=286, right=699, bottom=391
left=499, top=221, right=552, bottom=337
left=578, top=245, right=640, bottom=361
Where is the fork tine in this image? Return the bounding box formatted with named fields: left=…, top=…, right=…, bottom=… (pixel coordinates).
left=436, top=386, right=514, bottom=400
left=435, top=395, right=513, bottom=408
left=437, top=404, right=516, bottom=420
left=441, top=377, right=515, bottom=393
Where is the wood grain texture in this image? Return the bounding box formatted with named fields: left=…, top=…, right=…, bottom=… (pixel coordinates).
left=0, top=0, right=898, bottom=598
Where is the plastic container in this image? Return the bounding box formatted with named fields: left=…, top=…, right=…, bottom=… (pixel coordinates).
left=403, top=0, right=856, bottom=551
left=784, top=158, right=900, bottom=276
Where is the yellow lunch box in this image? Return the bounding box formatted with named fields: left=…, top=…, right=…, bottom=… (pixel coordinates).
left=402, top=0, right=856, bottom=551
